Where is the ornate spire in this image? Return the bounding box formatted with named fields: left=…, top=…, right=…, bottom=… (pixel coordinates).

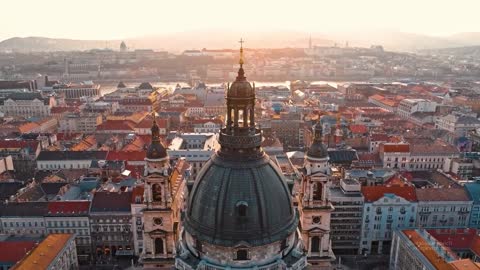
left=146, top=111, right=167, bottom=159
left=236, top=38, right=246, bottom=81
left=314, top=121, right=323, bottom=141
left=151, top=111, right=160, bottom=142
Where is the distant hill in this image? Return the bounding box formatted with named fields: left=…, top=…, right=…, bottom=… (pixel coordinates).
left=0, top=37, right=119, bottom=52
left=3, top=30, right=480, bottom=53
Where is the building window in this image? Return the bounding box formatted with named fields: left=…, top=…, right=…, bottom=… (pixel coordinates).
left=154, top=238, right=164, bottom=255
left=311, top=236, right=320, bottom=253
left=236, top=201, right=248, bottom=217
left=236, top=249, right=248, bottom=260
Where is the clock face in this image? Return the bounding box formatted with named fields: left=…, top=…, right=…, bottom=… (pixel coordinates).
left=312, top=216, right=321, bottom=224
left=154, top=218, right=163, bottom=225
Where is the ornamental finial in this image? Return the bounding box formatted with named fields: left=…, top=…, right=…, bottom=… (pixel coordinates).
left=239, top=38, right=244, bottom=67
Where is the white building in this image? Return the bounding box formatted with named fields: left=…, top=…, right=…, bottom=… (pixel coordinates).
left=435, top=113, right=480, bottom=137
left=379, top=142, right=458, bottom=171
left=192, top=119, right=222, bottom=133
left=360, top=186, right=417, bottom=255
left=416, top=188, right=472, bottom=228
left=0, top=202, right=47, bottom=236
left=36, top=151, right=108, bottom=171
left=45, top=201, right=92, bottom=262
left=396, top=99, right=437, bottom=119
left=167, top=132, right=219, bottom=178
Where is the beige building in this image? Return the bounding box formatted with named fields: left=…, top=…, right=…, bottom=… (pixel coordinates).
left=59, top=112, right=102, bottom=133
left=0, top=92, right=54, bottom=117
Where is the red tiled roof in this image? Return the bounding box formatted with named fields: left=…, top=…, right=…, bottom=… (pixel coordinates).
left=106, top=150, right=146, bottom=161
left=131, top=185, right=145, bottom=203
left=380, top=143, right=410, bottom=153
left=0, top=241, right=36, bottom=264
left=403, top=230, right=456, bottom=270
left=56, top=133, right=81, bottom=141
left=0, top=140, right=39, bottom=150
left=361, top=186, right=417, bottom=202
left=136, top=116, right=168, bottom=129
left=125, top=164, right=145, bottom=178
left=350, top=124, right=368, bottom=134
left=47, top=201, right=90, bottom=215
left=370, top=133, right=389, bottom=142
left=428, top=228, right=478, bottom=251
left=96, top=120, right=135, bottom=131
left=385, top=175, right=410, bottom=187
left=369, top=94, right=385, bottom=101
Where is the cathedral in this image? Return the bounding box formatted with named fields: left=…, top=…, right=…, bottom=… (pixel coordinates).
left=139, top=42, right=334, bottom=269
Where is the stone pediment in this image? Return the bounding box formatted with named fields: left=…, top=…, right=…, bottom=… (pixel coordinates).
left=233, top=241, right=252, bottom=249
left=148, top=228, right=168, bottom=236
left=307, top=226, right=328, bottom=234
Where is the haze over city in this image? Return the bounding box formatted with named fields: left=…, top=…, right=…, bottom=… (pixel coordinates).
left=2, top=0, right=480, bottom=52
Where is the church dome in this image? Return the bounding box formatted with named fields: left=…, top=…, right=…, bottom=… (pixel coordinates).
left=184, top=153, right=297, bottom=247
left=184, top=40, right=297, bottom=248
left=146, top=115, right=167, bottom=160
left=227, top=69, right=254, bottom=98
left=307, top=123, right=328, bottom=159
left=146, top=141, right=167, bottom=159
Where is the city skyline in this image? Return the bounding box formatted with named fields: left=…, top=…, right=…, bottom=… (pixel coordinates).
left=2, top=0, right=480, bottom=42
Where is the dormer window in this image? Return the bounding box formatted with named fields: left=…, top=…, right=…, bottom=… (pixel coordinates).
left=236, top=201, right=248, bottom=217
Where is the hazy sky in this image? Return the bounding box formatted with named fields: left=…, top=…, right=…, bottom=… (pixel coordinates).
left=1, top=0, right=479, bottom=41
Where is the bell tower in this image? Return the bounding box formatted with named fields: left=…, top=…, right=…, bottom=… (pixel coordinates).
left=219, top=38, right=263, bottom=159
left=297, top=121, right=335, bottom=268
left=141, top=113, right=176, bottom=268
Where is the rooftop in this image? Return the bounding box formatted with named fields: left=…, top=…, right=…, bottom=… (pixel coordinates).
left=402, top=229, right=456, bottom=270
left=361, top=186, right=417, bottom=202
left=11, top=234, right=74, bottom=270
left=0, top=241, right=37, bottom=265
left=47, top=201, right=90, bottom=216
left=90, top=191, right=132, bottom=212
left=37, top=151, right=108, bottom=161
left=416, top=188, right=470, bottom=201
left=380, top=143, right=410, bottom=153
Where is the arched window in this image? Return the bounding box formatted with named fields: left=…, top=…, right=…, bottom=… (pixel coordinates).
left=313, top=182, right=322, bottom=201
left=155, top=238, right=164, bottom=255
left=152, top=184, right=162, bottom=202
left=311, top=236, right=320, bottom=252
left=236, top=201, right=248, bottom=217
left=236, top=249, right=248, bottom=260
